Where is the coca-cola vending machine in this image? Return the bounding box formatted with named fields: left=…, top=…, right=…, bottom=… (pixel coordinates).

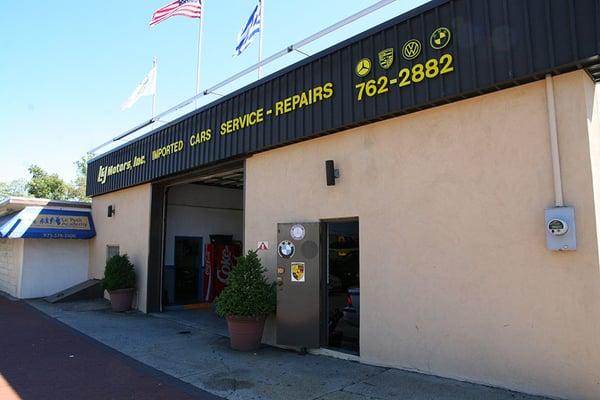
left=203, top=239, right=242, bottom=302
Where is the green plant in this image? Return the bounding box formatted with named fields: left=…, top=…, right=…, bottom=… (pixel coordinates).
left=103, top=254, right=136, bottom=291
left=215, top=250, right=276, bottom=318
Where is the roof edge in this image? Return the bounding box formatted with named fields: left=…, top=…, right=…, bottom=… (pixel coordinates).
left=0, top=197, right=91, bottom=210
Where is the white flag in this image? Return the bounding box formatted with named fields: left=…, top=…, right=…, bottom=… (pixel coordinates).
left=122, top=66, right=157, bottom=110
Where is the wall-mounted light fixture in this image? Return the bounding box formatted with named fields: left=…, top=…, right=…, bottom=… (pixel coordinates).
left=325, top=160, right=340, bottom=186
left=107, top=205, right=116, bottom=218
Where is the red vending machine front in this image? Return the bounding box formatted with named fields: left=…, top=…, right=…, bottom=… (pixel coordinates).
left=203, top=243, right=241, bottom=302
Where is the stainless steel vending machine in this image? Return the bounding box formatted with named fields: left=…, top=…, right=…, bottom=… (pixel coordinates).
left=276, top=222, right=321, bottom=348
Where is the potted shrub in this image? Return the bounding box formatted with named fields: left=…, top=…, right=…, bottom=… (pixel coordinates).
left=215, top=250, right=276, bottom=351
left=103, top=254, right=136, bottom=312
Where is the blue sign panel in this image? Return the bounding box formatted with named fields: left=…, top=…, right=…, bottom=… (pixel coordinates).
left=0, top=208, right=95, bottom=239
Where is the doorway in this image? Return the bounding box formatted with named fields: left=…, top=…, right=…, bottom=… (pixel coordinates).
left=324, top=220, right=360, bottom=354
left=172, top=236, right=203, bottom=305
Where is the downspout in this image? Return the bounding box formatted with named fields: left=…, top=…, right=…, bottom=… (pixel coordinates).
left=545, top=74, right=564, bottom=207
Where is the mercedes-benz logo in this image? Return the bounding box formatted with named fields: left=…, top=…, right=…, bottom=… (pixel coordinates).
left=355, top=58, right=372, bottom=77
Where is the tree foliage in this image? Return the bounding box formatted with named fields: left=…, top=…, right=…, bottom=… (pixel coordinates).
left=0, top=153, right=95, bottom=202
left=68, top=152, right=94, bottom=202
left=103, top=254, right=136, bottom=291
left=26, top=165, right=71, bottom=200
left=215, top=251, right=276, bottom=318
left=0, top=179, right=28, bottom=198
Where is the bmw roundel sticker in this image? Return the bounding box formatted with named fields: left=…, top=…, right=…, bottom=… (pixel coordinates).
left=278, top=240, right=295, bottom=258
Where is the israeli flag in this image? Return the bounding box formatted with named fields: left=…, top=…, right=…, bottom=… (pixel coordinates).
left=235, top=2, right=262, bottom=56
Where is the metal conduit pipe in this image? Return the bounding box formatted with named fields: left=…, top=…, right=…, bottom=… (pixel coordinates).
left=545, top=74, right=564, bottom=207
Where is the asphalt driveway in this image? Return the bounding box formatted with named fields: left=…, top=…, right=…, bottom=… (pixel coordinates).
left=0, top=296, right=220, bottom=400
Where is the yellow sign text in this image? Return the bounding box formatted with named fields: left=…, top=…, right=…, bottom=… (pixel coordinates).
left=220, top=109, right=265, bottom=136
left=152, top=140, right=184, bottom=161
left=190, top=129, right=212, bottom=146
left=275, top=83, right=334, bottom=116
left=96, top=155, right=145, bottom=185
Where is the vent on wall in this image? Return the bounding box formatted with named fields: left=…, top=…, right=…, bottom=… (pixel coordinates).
left=106, top=245, right=120, bottom=263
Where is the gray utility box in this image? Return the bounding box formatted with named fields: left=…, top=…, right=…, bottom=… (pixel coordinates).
left=276, top=222, right=321, bottom=348
left=545, top=207, right=576, bottom=251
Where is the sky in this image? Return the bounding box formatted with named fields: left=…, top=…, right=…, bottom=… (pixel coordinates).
left=0, top=0, right=427, bottom=183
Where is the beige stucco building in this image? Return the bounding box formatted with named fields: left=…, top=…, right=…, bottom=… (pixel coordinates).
left=85, top=0, right=600, bottom=398
left=247, top=72, right=600, bottom=398
left=87, top=71, right=600, bottom=399
left=89, top=184, right=152, bottom=311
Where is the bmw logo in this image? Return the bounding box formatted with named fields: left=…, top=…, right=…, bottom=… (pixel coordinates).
left=278, top=240, right=295, bottom=258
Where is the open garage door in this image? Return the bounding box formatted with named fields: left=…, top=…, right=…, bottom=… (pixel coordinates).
left=146, top=162, right=244, bottom=313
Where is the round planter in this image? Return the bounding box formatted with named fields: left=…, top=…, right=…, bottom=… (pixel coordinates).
left=109, top=288, right=135, bottom=312
left=226, top=315, right=266, bottom=351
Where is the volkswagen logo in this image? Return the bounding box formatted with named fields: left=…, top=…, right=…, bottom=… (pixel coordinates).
left=402, top=39, right=422, bottom=60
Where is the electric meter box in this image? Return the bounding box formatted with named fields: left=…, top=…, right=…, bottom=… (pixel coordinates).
left=545, top=207, right=576, bottom=251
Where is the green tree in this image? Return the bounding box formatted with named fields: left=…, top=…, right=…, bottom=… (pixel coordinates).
left=215, top=251, right=276, bottom=318
left=68, top=152, right=94, bottom=202
left=0, top=179, right=29, bottom=199
left=26, top=165, right=70, bottom=200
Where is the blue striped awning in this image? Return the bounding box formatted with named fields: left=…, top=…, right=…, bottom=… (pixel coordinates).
left=0, top=207, right=95, bottom=239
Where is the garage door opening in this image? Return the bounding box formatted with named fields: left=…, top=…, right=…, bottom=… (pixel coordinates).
left=161, top=167, right=244, bottom=313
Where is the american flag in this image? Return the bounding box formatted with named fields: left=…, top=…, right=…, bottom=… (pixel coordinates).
left=149, top=0, right=202, bottom=27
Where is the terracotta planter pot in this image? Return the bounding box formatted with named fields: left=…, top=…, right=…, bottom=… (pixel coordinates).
left=109, top=288, right=135, bottom=312
left=226, top=315, right=266, bottom=351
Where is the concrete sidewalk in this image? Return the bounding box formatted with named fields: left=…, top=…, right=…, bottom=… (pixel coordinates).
left=29, top=299, right=550, bottom=400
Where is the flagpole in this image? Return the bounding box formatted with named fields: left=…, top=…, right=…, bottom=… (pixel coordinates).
left=152, top=56, right=157, bottom=117
left=258, top=0, right=264, bottom=79
left=195, top=0, right=206, bottom=103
